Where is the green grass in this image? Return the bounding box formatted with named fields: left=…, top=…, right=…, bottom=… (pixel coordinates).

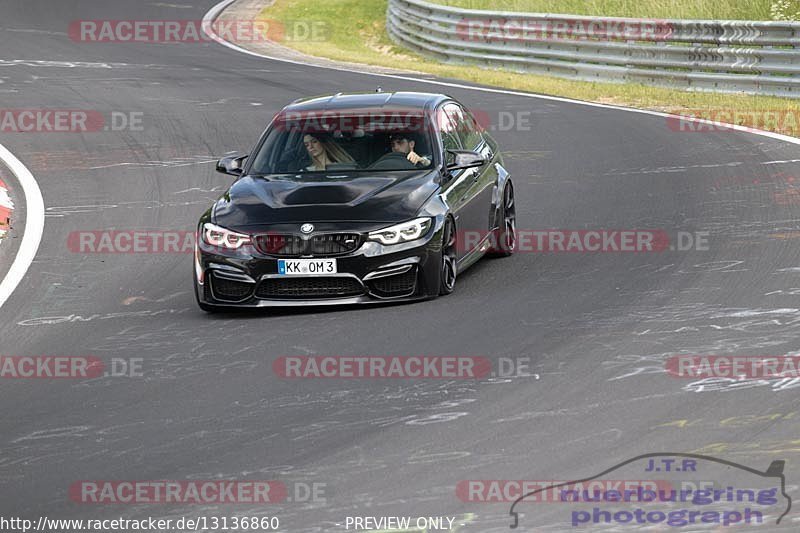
left=432, top=0, right=777, bottom=20
left=259, top=0, right=800, bottom=137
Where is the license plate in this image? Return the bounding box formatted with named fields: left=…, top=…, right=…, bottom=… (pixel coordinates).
left=278, top=259, right=338, bottom=275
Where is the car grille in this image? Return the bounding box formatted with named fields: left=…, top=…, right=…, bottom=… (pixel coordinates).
left=253, top=234, right=305, bottom=256
left=210, top=274, right=254, bottom=301
left=311, top=233, right=362, bottom=255
left=368, top=268, right=418, bottom=297
left=255, top=277, right=364, bottom=299
left=253, top=233, right=362, bottom=257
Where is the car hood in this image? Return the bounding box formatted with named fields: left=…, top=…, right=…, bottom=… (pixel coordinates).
left=212, top=170, right=439, bottom=231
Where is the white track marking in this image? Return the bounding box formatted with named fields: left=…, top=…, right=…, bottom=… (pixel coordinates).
left=0, top=144, right=45, bottom=309
left=0, top=59, right=168, bottom=69
left=203, top=0, right=800, bottom=148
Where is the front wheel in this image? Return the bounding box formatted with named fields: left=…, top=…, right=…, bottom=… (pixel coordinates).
left=198, top=301, right=218, bottom=313
left=488, top=182, right=516, bottom=257
left=439, top=219, right=457, bottom=295
left=194, top=278, right=219, bottom=313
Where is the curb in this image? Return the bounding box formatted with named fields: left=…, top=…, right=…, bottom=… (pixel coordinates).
left=0, top=143, right=45, bottom=309
left=0, top=176, right=12, bottom=241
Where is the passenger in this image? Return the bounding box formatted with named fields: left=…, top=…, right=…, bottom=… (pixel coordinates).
left=303, top=134, right=354, bottom=171
left=389, top=132, right=431, bottom=167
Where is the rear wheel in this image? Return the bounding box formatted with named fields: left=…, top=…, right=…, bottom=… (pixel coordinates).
left=488, top=182, right=516, bottom=257
left=439, top=219, right=457, bottom=295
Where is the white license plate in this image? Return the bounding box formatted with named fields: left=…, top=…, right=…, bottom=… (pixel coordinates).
left=278, top=259, right=338, bottom=275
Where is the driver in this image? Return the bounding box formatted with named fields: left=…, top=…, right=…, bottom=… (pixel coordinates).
left=389, top=133, right=431, bottom=167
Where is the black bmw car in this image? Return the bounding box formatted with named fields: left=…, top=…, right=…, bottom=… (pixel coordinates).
left=194, top=91, right=516, bottom=311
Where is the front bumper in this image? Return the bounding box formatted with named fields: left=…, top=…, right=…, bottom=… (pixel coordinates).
left=194, top=230, right=443, bottom=308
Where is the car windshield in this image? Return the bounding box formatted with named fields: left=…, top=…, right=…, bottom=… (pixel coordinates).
left=248, top=110, right=436, bottom=175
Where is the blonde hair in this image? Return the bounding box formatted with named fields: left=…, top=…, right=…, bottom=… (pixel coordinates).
left=306, top=134, right=354, bottom=165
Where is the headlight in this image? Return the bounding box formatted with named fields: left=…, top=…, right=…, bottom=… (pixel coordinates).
left=368, top=218, right=432, bottom=245
left=201, top=223, right=252, bottom=250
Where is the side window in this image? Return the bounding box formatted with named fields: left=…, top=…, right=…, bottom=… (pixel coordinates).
left=459, top=107, right=485, bottom=150
left=445, top=103, right=483, bottom=151
left=437, top=105, right=462, bottom=164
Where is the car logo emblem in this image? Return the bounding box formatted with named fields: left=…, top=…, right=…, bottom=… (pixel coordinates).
left=300, top=224, right=314, bottom=234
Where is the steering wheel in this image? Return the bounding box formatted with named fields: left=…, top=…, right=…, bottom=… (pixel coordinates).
left=368, top=151, right=418, bottom=170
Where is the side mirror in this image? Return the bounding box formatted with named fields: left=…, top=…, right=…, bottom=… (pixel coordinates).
left=216, top=154, right=248, bottom=176
left=446, top=150, right=486, bottom=171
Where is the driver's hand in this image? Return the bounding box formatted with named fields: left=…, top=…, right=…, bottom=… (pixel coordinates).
left=407, top=151, right=430, bottom=166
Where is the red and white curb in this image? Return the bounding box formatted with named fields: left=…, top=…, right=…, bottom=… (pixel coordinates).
left=0, top=177, right=11, bottom=241
left=0, top=143, right=44, bottom=309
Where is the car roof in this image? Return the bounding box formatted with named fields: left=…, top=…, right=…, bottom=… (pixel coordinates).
left=283, top=92, right=451, bottom=113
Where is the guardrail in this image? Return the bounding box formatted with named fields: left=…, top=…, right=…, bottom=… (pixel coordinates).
left=386, top=0, right=800, bottom=98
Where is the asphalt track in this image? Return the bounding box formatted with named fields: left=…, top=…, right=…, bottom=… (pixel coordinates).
left=2, top=1, right=800, bottom=531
